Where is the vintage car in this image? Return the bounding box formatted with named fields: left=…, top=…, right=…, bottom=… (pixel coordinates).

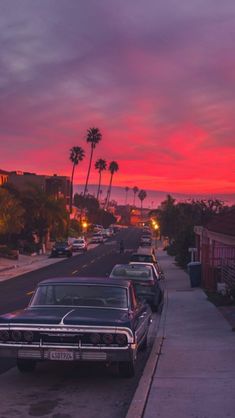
left=0, top=277, right=151, bottom=378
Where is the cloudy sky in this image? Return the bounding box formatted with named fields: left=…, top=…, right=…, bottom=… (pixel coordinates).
left=0, top=0, right=235, bottom=194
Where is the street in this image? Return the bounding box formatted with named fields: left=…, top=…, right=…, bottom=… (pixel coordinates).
left=0, top=228, right=161, bottom=418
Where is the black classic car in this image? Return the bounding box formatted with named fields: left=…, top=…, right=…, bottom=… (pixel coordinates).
left=0, top=277, right=152, bottom=378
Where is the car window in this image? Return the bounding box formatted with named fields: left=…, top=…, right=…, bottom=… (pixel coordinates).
left=130, top=254, right=154, bottom=263
left=112, top=267, right=151, bottom=280
left=31, top=284, right=128, bottom=308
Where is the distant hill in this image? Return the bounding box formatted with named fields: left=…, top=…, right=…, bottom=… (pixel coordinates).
left=74, top=184, right=235, bottom=208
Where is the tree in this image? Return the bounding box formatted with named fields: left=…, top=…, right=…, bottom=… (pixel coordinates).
left=0, top=188, right=25, bottom=242
left=125, top=187, right=130, bottom=205
left=69, top=146, right=85, bottom=213
left=138, top=189, right=147, bottom=218
left=133, top=186, right=139, bottom=206
left=83, top=127, right=102, bottom=196
left=21, top=186, right=68, bottom=248
left=105, top=161, right=119, bottom=209
left=95, top=158, right=107, bottom=200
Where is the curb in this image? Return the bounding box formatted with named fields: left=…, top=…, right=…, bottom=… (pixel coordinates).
left=0, top=266, right=16, bottom=273
left=126, top=280, right=168, bottom=418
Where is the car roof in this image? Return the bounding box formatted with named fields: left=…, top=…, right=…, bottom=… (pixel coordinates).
left=112, top=263, right=151, bottom=270
left=38, top=277, right=131, bottom=288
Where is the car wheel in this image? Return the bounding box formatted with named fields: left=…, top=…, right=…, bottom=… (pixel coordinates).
left=17, top=359, right=36, bottom=373
left=118, top=361, right=135, bottom=378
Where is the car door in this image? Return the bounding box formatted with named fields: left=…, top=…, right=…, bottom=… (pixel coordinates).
left=130, top=286, right=150, bottom=348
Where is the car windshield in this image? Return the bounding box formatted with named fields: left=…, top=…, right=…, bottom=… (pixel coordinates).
left=111, top=267, right=151, bottom=280
left=74, top=240, right=84, bottom=244
left=30, top=284, right=128, bottom=309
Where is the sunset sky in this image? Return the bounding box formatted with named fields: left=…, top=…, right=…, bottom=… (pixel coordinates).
left=0, top=0, right=235, bottom=195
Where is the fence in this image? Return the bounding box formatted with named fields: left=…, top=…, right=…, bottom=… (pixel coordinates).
left=201, top=244, right=235, bottom=291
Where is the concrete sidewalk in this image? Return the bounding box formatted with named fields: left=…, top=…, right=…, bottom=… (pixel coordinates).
left=0, top=253, right=64, bottom=282
left=142, top=250, right=235, bottom=418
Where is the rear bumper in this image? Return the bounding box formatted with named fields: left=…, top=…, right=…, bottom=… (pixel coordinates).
left=0, top=346, right=134, bottom=363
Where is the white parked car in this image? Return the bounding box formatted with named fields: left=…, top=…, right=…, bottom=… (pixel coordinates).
left=71, top=238, right=88, bottom=252
left=90, top=233, right=104, bottom=244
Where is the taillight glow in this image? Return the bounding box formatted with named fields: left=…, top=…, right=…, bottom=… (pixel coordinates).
left=11, top=330, right=22, bottom=341
left=115, top=333, right=127, bottom=346
left=102, top=333, right=114, bottom=345
left=0, top=330, right=9, bottom=341
left=89, top=333, right=101, bottom=344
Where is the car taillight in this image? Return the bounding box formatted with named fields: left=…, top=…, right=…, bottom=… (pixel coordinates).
left=23, top=331, right=34, bottom=342
left=115, top=333, right=127, bottom=346
left=0, top=330, right=9, bottom=341
left=102, top=333, right=114, bottom=345
left=11, top=330, right=22, bottom=341
left=89, top=333, right=101, bottom=344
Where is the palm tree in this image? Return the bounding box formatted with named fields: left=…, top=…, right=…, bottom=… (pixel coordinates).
left=125, top=187, right=130, bottom=205
left=69, top=146, right=85, bottom=213
left=83, top=127, right=102, bottom=196
left=138, top=189, right=147, bottom=218
left=105, top=161, right=119, bottom=209
left=95, top=158, right=107, bottom=200
left=133, top=186, right=139, bottom=206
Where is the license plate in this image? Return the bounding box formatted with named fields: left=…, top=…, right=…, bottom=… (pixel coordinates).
left=48, top=350, right=74, bottom=361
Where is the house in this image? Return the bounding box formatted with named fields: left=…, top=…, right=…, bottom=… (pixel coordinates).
left=194, top=208, right=235, bottom=291
left=7, top=171, right=71, bottom=206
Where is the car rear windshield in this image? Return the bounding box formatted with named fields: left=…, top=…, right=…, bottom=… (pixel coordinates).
left=130, top=254, right=154, bottom=263
left=30, top=284, right=128, bottom=309
left=112, top=267, right=151, bottom=280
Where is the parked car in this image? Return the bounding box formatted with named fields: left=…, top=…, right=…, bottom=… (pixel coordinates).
left=109, top=264, right=163, bottom=312
left=71, top=238, right=88, bottom=252
left=50, top=241, right=72, bottom=258
left=0, top=277, right=151, bottom=378
left=90, top=233, right=104, bottom=244
left=140, top=235, right=152, bottom=247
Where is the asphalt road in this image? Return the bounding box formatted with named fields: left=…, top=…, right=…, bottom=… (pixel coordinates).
left=0, top=227, right=161, bottom=418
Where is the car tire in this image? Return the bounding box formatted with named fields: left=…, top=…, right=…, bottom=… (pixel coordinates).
left=17, top=359, right=36, bottom=373
left=118, top=361, right=135, bottom=378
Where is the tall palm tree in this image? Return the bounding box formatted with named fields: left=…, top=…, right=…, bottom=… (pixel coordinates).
left=138, top=189, right=147, bottom=218
left=83, top=127, right=102, bottom=196
left=125, top=187, right=130, bottom=205
left=105, top=161, right=119, bottom=209
left=95, top=158, right=107, bottom=200
left=132, top=186, right=139, bottom=206
left=69, top=146, right=85, bottom=213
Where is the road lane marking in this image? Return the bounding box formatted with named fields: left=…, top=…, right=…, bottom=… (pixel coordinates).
left=72, top=270, right=78, bottom=275
left=82, top=264, right=87, bottom=268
